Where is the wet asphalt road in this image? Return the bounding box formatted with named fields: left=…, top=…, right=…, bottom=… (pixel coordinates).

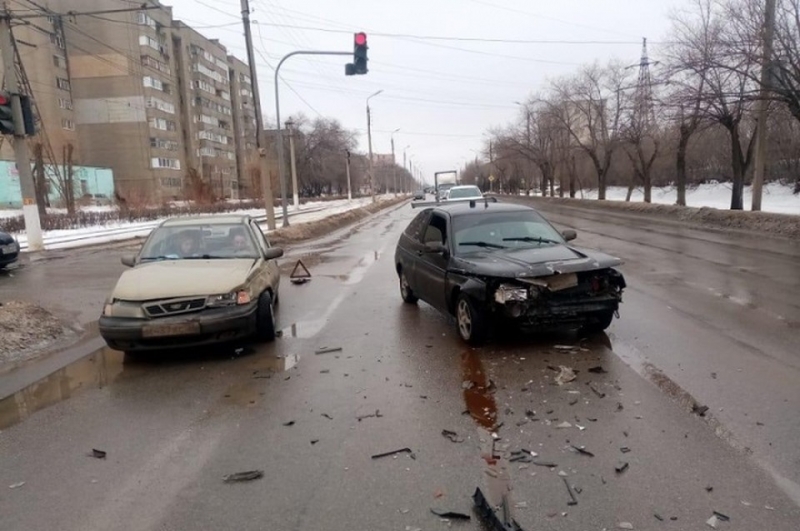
left=1, top=201, right=800, bottom=530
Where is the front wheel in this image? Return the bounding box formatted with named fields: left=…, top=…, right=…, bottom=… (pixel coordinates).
left=399, top=270, right=418, bottom=304
left=256, top=291, right=277, bottom=342
left=456, top=294, right=487, bottom=345
left=580, top=310, right=615, bottom=335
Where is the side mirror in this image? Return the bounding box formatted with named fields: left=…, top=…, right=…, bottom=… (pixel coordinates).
left=425, top=241, right=450, bottom=258
left=264, top=247, right=284, bottom=260
left=121, top=255, right=136, bottom=267
left=562, top=229, right=577, bottom=242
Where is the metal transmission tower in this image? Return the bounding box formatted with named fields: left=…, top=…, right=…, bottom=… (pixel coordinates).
left=633, top=38, right=657, bottom=129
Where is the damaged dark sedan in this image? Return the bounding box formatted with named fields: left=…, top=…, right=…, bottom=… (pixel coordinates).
left=394, top=201, right=626, bottom=344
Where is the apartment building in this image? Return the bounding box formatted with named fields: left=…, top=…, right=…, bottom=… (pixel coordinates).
left=2, top=0, right=258, bottom=204
left=228, top=55, right=258, bottom=197
left=0, top=1, right=80, bottom=167
left=172, top=22, right=237, bottom=199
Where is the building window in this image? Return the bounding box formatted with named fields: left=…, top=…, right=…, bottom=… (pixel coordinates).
left=61, top=118, right=75, bottom=130
left=143, top=76, right=164, bottom=91
left=217, top=90, right=231, bottom=102
left=137, top=12, right=157, bottom=29
left=239, top=73, right=251, bottom=85
left=56, top=77, right=70, bottom=91
left=198, top=114, right=218, bottom=126
left=50, top=33, right=64, bottom=49
left=146, top=96, right=175, bottom=114
left=58, top=97, right=73, bottom=110
left=151, top=157, right=181, bottom=170
left=215, top=57, right=228, bottom=70
left=160, top=176, right=182, bottom=187
left=139, top=34, right=161, bottom=51
left=150, top=137, right=178, bottom=151
left=149, top=117, right=176, bottom=131
left=194, top=79, right=215, bottom=94
left=53, top=54, right=67, bottom=69
left=197, top=130, right=228, bottom=144
left=141, top=55, right=171, bottom=75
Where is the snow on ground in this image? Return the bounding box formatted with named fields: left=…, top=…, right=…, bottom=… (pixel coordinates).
left=575, top=182, right=799, bottom=215
left=11, top=196, right=389, bottom=252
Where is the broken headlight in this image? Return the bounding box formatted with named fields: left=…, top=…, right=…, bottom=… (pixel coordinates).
left=207, top=291, right=252, bottom=307
left=494, top=284, right=528, bottom=304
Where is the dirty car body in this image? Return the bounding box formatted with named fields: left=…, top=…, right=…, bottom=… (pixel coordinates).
left=99, top=215, right=283, bottom=352
left=394, top=201, right=626, bottom=343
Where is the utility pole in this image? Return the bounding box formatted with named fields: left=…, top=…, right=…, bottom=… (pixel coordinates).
left=1, top=11, right=43, bottom=251
left=240, top=0, right=276, bottom=229
left=752, top=0, right=777, bottom=212
left=286, top=120, right=299, bottom=209
left=345, top=149, right=352, bottom=201
left=390, top=128, right=399, bottom=197
left=366, top=90, right=382, bottom=202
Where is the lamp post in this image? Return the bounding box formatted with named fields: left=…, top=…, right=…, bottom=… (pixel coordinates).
left=403, top=145, right=411, bottom=193
left=366, top=89, right=383, bottom=202
left=286, top=119, right=299, bottom=210
left=390, top=128, right=400, bottom=196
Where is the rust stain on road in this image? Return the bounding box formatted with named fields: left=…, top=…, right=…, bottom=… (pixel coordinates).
left=461, top=349, right=497, bottom=430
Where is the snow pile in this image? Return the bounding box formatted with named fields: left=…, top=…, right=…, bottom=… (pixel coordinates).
left=578, top=182, right=799, bottom=215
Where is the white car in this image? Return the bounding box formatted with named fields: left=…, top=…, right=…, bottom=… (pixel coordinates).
left=444, top=185, right=484, bottom=201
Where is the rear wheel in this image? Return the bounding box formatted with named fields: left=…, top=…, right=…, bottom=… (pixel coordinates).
left=399, top=270, right=418, bottom=304
left=580, top=310, right=615, bottom=335
left=256, top=291, right=277, bottom=342
left=456, top=294, right=487, bottom=345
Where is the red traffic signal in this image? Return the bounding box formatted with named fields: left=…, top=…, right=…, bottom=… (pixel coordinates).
left=354, top=32, right=367, bottom=46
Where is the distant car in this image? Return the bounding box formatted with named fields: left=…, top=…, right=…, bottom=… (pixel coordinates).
left=443, top=185, right=483, bottom=201
left=437, top=183, right=456, bottom=200
left=394, top=201, right=626, bottom=344
left=0, top=230, right=20, bottom=269
left=99, top=215, right=284, bottom=353
left=413, top=190, right=426, bottom=200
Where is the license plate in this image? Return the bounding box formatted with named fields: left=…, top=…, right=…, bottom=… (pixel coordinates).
left=142, top=322, right=200, bottom=338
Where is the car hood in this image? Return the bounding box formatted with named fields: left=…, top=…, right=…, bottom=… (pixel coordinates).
left=112, top=259, right=255, bottom=301
left=452, top=244, right=622, bottom=278
left=0, top=232, right=15, bottom=244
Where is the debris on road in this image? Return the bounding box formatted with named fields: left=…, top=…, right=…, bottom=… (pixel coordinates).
left=430, top=509, right=471, bottom=520
left=654, top=513, right=664, bottom=521
left=310, top=439, right=319, bottom=445
left=712, top=511, right=730, bottom=522
left=570, top=445, right=594, bottom=457
left=692, top=403, right=709, bottom=417
left=588, top=382, right=606, bottom=398
left=555, top=366, right=577, bottom=385
left=618, top=523, right=634, bottom=530
left=442, top=429, right=465, bottom=443
left=554, top=345, right=577, bottom=351
left=315, top=346, right=343, bottom=355
left=562, top=477, right=578, bottom=506
left=321, top=413, right=333, bottom=420
left=556, top=421, right=573, bottom=429
left=9, top=482, right=25, bottom=489
left=223, top=470, right=264, bottom=483
left=706, top=515, right=719, bottom=528
left=357, top=409, right=383, bottom=421
left=588, top=366, right=608, bottom=374
left=89, top=449, right=107, bottom=459
left=283, top=421, right=295, bottom=426
left=620, top=447, right=631, bottom=454
left=533, top=460, right=558, bottom=467
left=615, top=461, right=629, bottom=474
left=706, top=485, right=714, bottom=492
left=473, top=488, right=526, bottom=531
left=371, top=448, right=415, bottom=460
left=617, top=402, right=624, bottom=411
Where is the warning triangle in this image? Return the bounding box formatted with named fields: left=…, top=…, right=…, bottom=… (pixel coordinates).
left=289, top=259, right=312, bottom=279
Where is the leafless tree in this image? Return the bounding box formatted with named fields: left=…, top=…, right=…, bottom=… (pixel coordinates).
left=547, top=61, right=630, bottom=200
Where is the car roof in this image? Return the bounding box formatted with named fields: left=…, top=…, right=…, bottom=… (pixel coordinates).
left=432, top=200, right=538, bottom=217
left=449, top=185, right=480, bottom=190
left=160, top=215, right=251, bottom=227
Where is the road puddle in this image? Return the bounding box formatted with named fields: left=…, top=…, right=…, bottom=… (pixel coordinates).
left=0, top=347, right=127, bottom=430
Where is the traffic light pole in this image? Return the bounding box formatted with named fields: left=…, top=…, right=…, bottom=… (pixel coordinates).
left=1, top=13, right=43, bottom=251
left=273, top=51, right=352, bottom=226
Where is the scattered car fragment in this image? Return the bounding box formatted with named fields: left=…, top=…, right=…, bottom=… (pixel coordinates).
left=223, top=470, right=264, bottom=483
left=395, top=201, right=626, bottom=344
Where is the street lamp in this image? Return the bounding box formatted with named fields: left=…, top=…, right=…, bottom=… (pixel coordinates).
left=403, top=145, right=411, bottom=193
left=390, top=128, right=400, bottom=196
left=366, top=89, right=383, bottom=202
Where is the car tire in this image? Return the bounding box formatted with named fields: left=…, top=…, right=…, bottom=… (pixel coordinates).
left=580, top=310, right=615, bottom=335
left=399, top=270, right=418, bottom=304
left=256, top=291, right=277, bottom=342
left=456, top=293, right=487, bottom=345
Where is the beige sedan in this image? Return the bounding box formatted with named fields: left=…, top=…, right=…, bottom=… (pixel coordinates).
left=99, top=215, right=283, bottom=353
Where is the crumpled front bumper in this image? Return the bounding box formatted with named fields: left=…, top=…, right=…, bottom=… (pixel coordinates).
left=99, top=302, right=259, bottom=352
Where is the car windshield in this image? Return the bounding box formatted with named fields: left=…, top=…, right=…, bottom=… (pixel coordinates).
left=448, top=187, right=482, bottom=199
left=139, top=223, right=260, bottom=261
left=452, top=210, right=564, bottom=255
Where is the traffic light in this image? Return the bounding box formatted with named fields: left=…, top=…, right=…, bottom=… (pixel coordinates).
left=0, top=91, right=14, bottom=135
left=345, top=32, right=368, bottom=76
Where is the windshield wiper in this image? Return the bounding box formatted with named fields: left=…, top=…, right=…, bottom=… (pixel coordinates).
left=459, top=241, right=506, bottom=249
left=503, top=236, right=561, bottom=245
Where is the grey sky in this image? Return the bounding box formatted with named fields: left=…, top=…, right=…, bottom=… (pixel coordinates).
left=165, top=0, right=689, bottom=183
